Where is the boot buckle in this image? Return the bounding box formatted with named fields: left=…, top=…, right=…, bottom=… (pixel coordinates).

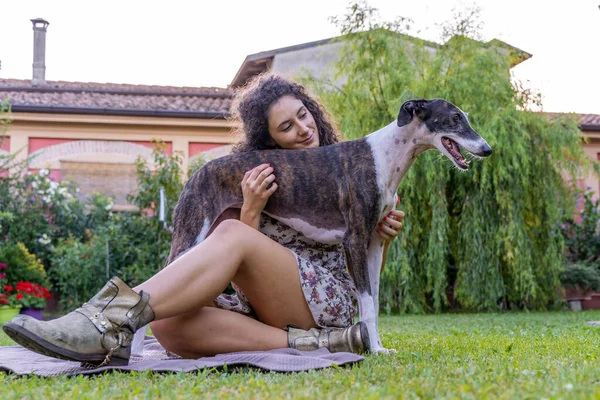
left=81, top=331, right=124, bottom=369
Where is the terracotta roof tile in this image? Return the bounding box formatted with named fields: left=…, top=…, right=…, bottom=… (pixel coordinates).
left=578, top=113, right=600, bottom=129
left=1, top=79, right=598, bottom=129
left=0, top=79, right=232, bottom=117
left=546, top=112, right=600, bottom=131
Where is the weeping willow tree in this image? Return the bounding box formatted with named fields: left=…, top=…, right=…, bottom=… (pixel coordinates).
left=304, top=3, right=597, bottom=313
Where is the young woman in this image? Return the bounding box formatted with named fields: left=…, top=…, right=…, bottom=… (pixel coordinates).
left=3, top=74, right=405, bottom=366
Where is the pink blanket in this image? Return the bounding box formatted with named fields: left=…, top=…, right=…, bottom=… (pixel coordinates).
left=0, top=336, right=364, bottom=376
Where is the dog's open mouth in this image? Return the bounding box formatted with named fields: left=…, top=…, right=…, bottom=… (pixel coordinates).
left=442, top=137, right=469, bottom=170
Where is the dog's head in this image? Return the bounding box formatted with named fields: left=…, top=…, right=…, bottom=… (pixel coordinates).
left=397, top=99, right=492, bottom=171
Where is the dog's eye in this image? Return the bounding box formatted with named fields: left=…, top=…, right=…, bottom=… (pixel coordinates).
left=452, top=114, right=461, bottom=122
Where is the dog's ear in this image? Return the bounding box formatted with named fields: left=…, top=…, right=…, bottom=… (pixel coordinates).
left=397, top=99, right=429, bottom=127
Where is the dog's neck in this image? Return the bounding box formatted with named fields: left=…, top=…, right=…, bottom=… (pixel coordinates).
left=366, top=120, right=431, bottom=197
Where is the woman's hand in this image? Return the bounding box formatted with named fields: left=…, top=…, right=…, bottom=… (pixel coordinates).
left=240, top=163, right=277, bottom=229
left=376, top=198, right=405, bottom=242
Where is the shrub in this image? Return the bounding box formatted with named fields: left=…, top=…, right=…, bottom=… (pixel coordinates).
left=50, top=141, right=181, bottom=311
left=562, top=189, right=600, bottom=268
left=188, top=156, right=206, bottom=178
left=0, top=169, right=107, bottom=267
left=0, top=242, right=49, bottom=287
left=559, top=263, right=600, bottom=292
left=48, top=236, right=105, bottom=310
left=0, top=211, right=13, bottom=231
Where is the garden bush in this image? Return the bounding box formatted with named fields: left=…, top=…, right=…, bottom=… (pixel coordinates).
left=50, top=141, right=182, bottom=311
left=562, top=189, right=600, bottom=268
left=0, top=169, right=112, bottom=268
left=559, top=262, right=600, bottom=292
left=560, top=190, right=600, bottom=294
left=0, top=242, right=49, bottom=287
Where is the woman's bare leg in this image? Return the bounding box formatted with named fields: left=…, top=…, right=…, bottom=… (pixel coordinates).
left=151, top=307, right=287, bottom=358
left=136, top=219, right=316, bottom=355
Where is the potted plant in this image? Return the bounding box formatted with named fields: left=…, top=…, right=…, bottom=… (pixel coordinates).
left=0, top=263, right=23, bottom=324
left=0, top=244, right=53, bottom=319
left=15, top=281, right=51, bottom=320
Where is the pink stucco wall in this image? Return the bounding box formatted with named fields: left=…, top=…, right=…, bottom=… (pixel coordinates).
left=188, top=142, right=228, bottom=157
left=28, top=138, right=173, bottom=155
left=1, top=137, right=9, bottom=152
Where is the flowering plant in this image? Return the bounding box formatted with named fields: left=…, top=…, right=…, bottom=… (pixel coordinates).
left=14, top=281, right=51, bottom=308
left=0, top=287, right=23, bottom=308
left=0, top=264, right=23, bottom=308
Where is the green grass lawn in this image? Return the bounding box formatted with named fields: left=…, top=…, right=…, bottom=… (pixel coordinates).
left=1, top=311, right=599, bottom=399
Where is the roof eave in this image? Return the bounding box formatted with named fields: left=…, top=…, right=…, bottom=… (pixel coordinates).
left=579, top=124, right=600, bottom=131
left=229, top=37, right=339, bottom=87
left=9, top=104, right=229, bottom=119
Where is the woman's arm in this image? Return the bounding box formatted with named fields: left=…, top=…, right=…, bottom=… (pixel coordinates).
left=376, top=200, right=405, bottom=273
left=239, top=163, right=277, bottom=230
left=380, top=241, right=391, bottom=274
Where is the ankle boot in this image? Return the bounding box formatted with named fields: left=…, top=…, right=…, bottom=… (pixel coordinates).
left=2, top=276, right=154, bottom=367
left=287, top=321, right=370, bottom=354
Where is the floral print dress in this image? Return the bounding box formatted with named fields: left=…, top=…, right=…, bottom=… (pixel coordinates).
left=213, top=215, right=358, bottom=328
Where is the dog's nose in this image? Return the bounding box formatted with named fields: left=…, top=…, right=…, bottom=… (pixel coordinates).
left=481, top=144, right=492, bottom=156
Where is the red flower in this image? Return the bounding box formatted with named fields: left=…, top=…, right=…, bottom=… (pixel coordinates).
left=3, top=285, right=13, bottom=292
left=12, top=281, right=51, bottom=308
left=16, top=282, right=34, bottom=293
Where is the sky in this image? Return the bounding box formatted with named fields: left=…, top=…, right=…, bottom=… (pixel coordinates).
left=1, top=0, right=598, bottom=114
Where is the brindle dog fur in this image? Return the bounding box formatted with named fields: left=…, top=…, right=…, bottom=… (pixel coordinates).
left=166, top=99, right=492, bottom=354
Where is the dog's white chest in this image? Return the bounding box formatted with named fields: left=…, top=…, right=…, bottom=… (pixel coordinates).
left=266, top=214, right=345, bottom=244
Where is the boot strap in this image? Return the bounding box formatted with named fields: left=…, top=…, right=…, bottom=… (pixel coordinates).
left=81, top=332, right=124, bottom=369
left=76, top=303, right=131, bottom=349
left=288, top=326, right=331, bottom=351
left=126, top=291, right=153, bottom=321
left=317, top=330, right=330, bottom=348
left=75, top=303, right=110, bottom=334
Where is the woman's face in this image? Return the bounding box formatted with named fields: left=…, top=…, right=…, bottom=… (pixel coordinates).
left=267, top=95, right=320, bottom=149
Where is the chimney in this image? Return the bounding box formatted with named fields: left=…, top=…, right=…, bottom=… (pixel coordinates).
left=31, top=18, right=49, bottom=85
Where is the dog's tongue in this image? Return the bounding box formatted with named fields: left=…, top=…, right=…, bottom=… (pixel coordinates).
left=449, top=140, right=463, bottom=160
left=448, top=139, right=468, bottom=168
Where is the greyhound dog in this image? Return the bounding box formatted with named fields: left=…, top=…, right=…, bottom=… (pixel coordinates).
left=166, top=98, right=492, bottom=353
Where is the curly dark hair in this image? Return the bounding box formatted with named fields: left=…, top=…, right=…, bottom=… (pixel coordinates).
left=230, top=74, right=342, bottom=153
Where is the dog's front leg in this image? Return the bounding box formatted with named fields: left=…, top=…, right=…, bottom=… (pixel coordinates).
left=344, top=232, right=387, bottom=354
left=362, top=233, right=389, bottom=353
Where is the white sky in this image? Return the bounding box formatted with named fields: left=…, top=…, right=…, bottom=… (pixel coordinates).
left=1, top=0, right=598, bottom=114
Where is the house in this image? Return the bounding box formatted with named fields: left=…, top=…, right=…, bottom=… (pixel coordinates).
left=0, top=79, right=234, bottom=207
left=577, top=115, right=600, bottom=199
left=230, top=33, right=533, bottom=88
left=231, top=34, right=600, bottom=200
left=1, top=20, right=598, bottom=207
left=0, top=20, right=234, bottom=208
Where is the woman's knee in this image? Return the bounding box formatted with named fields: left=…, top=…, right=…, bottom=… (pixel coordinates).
left=211, top=219, right=251, bottom=238
left=150, top=318, right=185, bottom=354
